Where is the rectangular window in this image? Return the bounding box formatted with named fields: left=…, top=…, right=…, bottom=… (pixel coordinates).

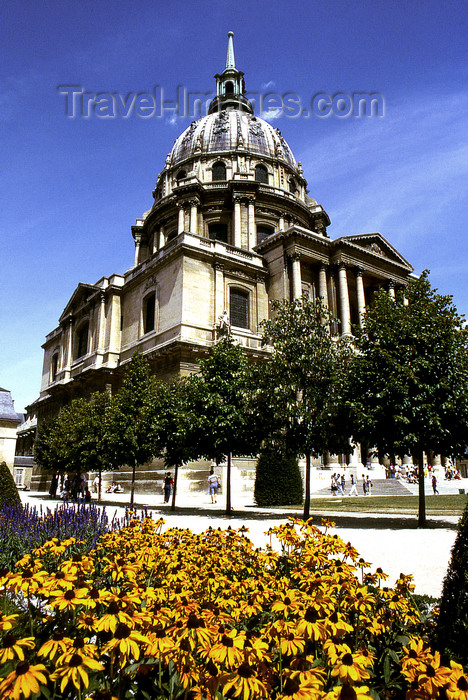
left=144, top=293, right=156, bottom=334
left=14, top=468, right=25, bottom=487
left=230, top=288, right=249, bottom=329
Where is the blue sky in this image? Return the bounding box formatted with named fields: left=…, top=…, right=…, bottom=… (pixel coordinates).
left=1, top=0, right=467, bottom=413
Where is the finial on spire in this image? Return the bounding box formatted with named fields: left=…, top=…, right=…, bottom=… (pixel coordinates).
left=226, top=31, right=236, bottom=69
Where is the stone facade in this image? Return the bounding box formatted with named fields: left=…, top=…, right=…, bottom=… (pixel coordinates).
left=0, top=388, right=23, bottom=473
left=27, top=34, right=414, bottom=494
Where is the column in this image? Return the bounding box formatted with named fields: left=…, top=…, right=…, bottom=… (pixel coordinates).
left=318, top=264, right=328, bottom=307
left=158, top=225, right=166, bottom=250
left=177, top=204, right=185, bottom=234
left=324, top=453, right=341, bottom=469
left=213, top=263, right=224, bottom=334
left=355, top=267, right=366, bottom=326
left=291, top=253, right=302, bottom=300
left=107, top=294, right=121, bottom=365
left=367, top=449, right=380, bottom=470
left=233, top=197, right=242, bottom=248
left=338, top=263, right=351, bottom=336
left=189, top=200, right=198, bottom=234
left=133, top=234, right=141, bottom=267
left=388, top=280, right=395, bottom=299
left=63, top=317, right=74, bottom=379
left=247, top=197, right=255, bottom=250
left=348, top=440, right=363, bottom=469
left=278, top=212, right=285, bottom=230
left=96, top=292, right=106, bottom=364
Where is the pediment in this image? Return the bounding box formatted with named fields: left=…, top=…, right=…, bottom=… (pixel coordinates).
left=59, top=283, right=98, bottom=323
left=336, top=233, right=413, bottom=270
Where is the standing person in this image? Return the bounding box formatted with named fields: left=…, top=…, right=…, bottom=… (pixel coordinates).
left=163, top=472, right=173, bottom=503
left=331, top=474, right=338, bottom=496
left=208, top=468, right=220, bottom=504
left=49, top=473, right=58, bottom=499
left=362, top=474, right=368, bottom=495
left=349, top=474, right=358, bottom=497
left=340, top=473, right=346, bottom=494
left=365, top=475, right=372, bottom=495
left=432, top=474, right=439, bottom=494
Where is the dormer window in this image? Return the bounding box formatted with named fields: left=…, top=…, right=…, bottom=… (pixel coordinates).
left=209, top=223, right=228, bottom=243
left=256, top=225, right=274, bottom=245
left=255, top=164, right=268, bottom=184
left=289, top=178, right=298, bottom=194
left=176, top=170, right=186, bottom=185
left=212, top=161, right=226, bottom=181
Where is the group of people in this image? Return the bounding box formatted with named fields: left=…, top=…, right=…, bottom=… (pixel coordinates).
left=49, top=473, right=91, bottom=503
left=330, top=472, right=372, bottom=496
left=162, top=468, right=221, bottom=504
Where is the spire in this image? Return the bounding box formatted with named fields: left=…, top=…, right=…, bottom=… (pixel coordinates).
left=226, top=31, right=236, bottom=69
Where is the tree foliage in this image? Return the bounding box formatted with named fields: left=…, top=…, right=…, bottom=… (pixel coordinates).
left=346, top=271, right=468, bottom=525
left=435, top=500, right=468, bottom=664
left=257, top=296, right=351, bottom=517
left=254, top=438, right=303, bottom=507
left=0, top=461, right=20, bottom=509
left=105, top=353, right=159, bottom=504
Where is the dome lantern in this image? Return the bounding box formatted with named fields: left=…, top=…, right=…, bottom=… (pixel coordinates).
left=208, top=32, right=253, bottom=115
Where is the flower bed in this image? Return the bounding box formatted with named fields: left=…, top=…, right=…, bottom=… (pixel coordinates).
left=0, top=516, right=465, bottom=699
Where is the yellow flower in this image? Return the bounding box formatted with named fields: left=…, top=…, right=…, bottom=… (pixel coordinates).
left=416, top=651, right=452, bottom=696
left=51, top=652, right=104, bottom=693
left=38, top=631, right=73, bottom=661
left=277, top=672, right=323, bottom=699
left=324, top=683, right=374, bottom=699
left=220, top=662, right=269, bottom=699
left=145, top=626, right=176, bottom=657
left=0, top=635, right=35, bottom=663
left=49, top=587, right=89, bottom=611
left=446, top=661, right=468, bottom=700
left=279, top=631, right=306, bottom=657
left=0, top=661, right=48, bottom=699
left=0, top=613, right=18, bottom=631
left=209, top=629, right=245, bottom=668
left=331, top=646, right=371, bottom=685
left=101, top=622, right=148, bottom=666
left=296, top=606, right=326, bottom=641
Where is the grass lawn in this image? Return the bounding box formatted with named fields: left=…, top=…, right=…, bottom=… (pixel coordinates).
left=281, top=494, right=468, bottom=516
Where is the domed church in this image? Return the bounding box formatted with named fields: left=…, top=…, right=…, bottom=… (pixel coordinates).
left=29, top=33, right=414, bottom=493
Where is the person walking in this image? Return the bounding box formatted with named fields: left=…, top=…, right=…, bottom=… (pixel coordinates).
left=163, top=472, right=174, bottom=503
left=365, top=475, right=372, bottom=496
left=208, top=468, right=220, bottom=504
left=349, top=474, right=358, bottom=496
left=362, top=474, right=368, bottom=495
left=432, top=474, right=439, bottom=494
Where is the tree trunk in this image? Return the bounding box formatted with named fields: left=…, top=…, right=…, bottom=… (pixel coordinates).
left=171, top=464, right=179, bottom=511
left=130, top=464, right=136, bottom=505
left=226, top=452, right=232, bottom=515
left=303, top=453, right=311, bottom=520
left=98, top=469, right=102, bottom=503
left=417, top=450, right=426, bottom=528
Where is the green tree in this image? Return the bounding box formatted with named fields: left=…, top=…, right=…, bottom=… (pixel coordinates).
left=254, top=438, right=303, bottom=507
left=156, top=376, right=203, bottom=510
left=347, top=272, right=468, bottom=526
left=0, top=461, right=20, bottom=509
left=435, top=500, right=468, bottom=664
left=34, top=417, right=70, bottom=476
left=196, top=336, right=258, bottom=514
left=106, top=353, right=159, bottom=505
left=258, top=296, right=351, bottom=519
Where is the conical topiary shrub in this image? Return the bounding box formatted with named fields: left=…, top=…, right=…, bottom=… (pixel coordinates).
left=0, top=461, right=21, bottom=509
left=434, top=499, right=468, bottom=663
left=254, top=439, right=303, bottom=507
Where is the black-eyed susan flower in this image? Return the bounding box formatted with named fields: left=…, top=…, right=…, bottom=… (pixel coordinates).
left=0, top=634, right=35, bottom=663
left=220, top=661, right=269, bottom=699
left=296, top=606, right=326, bottom=641
left=446, top=661, right=468, bottom=700
left=37, top=631, right=73, bottom=661
left=331, top=646, right=372, bottom=685
left=101, top=622, right=147, bottom=666
left=0, top=612, right=18, bottom=631
left=0, top=660, right=47, bottom=699
left=324, top=683, right=374, bottom=699
left=277, top=672, right=323, bottom=699
left=416, top=651, right=452, bottom=696
left=49, top=586, right=89, bottom=611
left=209, top=629, right=245, bottom=668
left=51, top=652, right=104, bottom=693
left=279, top=630, right=306, bottom=657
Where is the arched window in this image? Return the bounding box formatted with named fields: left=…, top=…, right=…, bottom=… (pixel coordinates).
left=51, top=353, right=59, bottom=382
left=212, top=161, right=226, bottom=181
left=76, top=322, right=89, bottom=359
left=225, top=81, right=234, bottom=95
left=289, top=178, right=297, bottom=194
left=143, top=292, right=156, bottom=334
left=256, top=225, right=274, bottom=245
left=176, top=170, right=186, bottom=185
left=255, top=164, right=268, bottom=184
left=230, top=288, right=249, bottom=329
left=208, top=223, right=228, bottom=243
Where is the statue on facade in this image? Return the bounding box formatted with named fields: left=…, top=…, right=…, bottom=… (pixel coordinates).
left=215, top=310, right=231, bottom=337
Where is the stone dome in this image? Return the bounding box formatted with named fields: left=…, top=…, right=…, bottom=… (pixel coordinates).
left=169, top=111, right=297, bottom=170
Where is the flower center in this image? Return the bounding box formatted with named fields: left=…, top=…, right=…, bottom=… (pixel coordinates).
left=114, top=623, right=131, bottom=639
left=69, top=653, right=83, bottom=667
left=426, top=665, right=436, bottom=678
left=238, top=662, right=254, bottom=678
left=221, top=634, right=234, bottom=648
left=64, top=590, right=76, bottom=600
left=342, top=653, right=354, bottom=666
left=458, top=676, right=468, bottom=691
left=15, top=661, right=30, bottom=676
left=283, top=676, right=300, bottom=695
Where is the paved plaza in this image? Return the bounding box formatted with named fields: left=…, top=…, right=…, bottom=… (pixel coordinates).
left=19, top=476, right=467, bottom=599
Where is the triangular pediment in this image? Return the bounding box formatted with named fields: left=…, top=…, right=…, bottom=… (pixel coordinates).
left=335, top=232, right=413, bottom=270
left=59, top=283, right=98, bottom=323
